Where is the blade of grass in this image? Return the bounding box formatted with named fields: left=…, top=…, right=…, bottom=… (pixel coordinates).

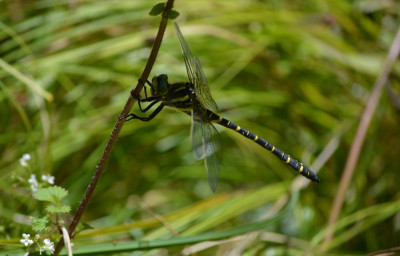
left=324, top=23, right=400, bottom=243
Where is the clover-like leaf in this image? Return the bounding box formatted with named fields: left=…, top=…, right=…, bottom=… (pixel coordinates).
left=167, top=10, right=179, bottom=19
left=149, top=2, right=165, bottom=16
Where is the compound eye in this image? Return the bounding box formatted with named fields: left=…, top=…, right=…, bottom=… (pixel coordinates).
left=157, top=75, right=169, bottom=95
left=159, top=79, right=167, bottom=90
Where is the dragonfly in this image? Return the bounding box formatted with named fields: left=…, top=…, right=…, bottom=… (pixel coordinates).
left=126, top=22, right=321, bottom=192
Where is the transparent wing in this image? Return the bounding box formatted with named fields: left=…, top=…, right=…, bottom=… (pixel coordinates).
left=193, top=57, right=218, bottom=113
left=201, top=122, right=220, bottom=193
left=174, top=22, right=196, bottom=87
left=176, top=22, right=220, bottom=192
left=174, top=22, right=218, bottom=113
left=190, top=110, right=220, bottom=192
left=190, top=113, right=204, bottom=160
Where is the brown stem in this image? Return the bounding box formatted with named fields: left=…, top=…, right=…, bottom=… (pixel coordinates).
left=53, top=1, right=175, bottom=255
left=363, top=246, right=400, bottom=256
left=323, top=25, right=400, bottom=244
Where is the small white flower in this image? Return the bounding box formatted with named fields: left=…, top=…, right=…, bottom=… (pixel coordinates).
left=19, top=154, right=31, bottom=167
left=42, top=239, right=55, bottom=254
left=20, top=233, right=33, bottom=246
left=28, top=174, right=38, bottom=192
left=41, top=174, right=55, bottom=185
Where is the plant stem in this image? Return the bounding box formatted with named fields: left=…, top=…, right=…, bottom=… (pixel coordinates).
left=53, top=1, right=175, bottom=254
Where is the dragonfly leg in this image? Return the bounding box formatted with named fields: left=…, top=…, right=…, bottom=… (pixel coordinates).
left=125, top=104, right=165, bottom=122
left=132, top=79, right=154, bottom=101
left=138, top=99, right=160, bottom=113
left=136, top=96, right=161, bottom=113
left=142, top=79, right=153, bottom=99
left=132, top=88, right=160, bottom=113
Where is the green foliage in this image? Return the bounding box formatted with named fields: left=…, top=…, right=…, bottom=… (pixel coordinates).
left=34, top=186, right=71, bottom=215
left=32, top=216, right=50, bottom=232
left=46, top=205, right=71, bottom=214
left=167, top=10, right=179, bottom=19
left=1, top=0, right=400, bottom=255
left=149, top=2, right=165, bottom=16
left=34, top=186, right=68, bottom=203
left=149, top=2, right=179, bottom=19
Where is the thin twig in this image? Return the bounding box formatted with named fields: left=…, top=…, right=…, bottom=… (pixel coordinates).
left=363, top=246, right=400, bottom=256
left=53, top=1, right=175, bottom=255
left=324, top=24, right=400, bottom=244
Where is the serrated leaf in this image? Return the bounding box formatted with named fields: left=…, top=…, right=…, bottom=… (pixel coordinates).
left=149, top=2, right=165, bottom=16
left=34, top=188, right=54, bottom=203
left=46, top=205, right=71, bottom=213
left=167, top=10, right=179, bottom=20
left=32, top=216, right=49, bottom=232
left=34, top=186, right=68, bottom=203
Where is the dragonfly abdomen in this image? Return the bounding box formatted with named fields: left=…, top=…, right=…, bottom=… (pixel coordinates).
left=210, top=111, right=321, bottom=183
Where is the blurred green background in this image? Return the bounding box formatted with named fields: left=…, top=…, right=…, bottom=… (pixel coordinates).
left=1, top=0, right=400, bottom=255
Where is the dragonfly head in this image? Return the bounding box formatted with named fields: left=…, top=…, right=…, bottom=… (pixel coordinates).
left=151, top=74, right=169, bottom=96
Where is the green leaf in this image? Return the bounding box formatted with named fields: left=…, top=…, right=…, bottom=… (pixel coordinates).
left=167, top=10, right=179, bottom=20
left=32, top=216, right=49, bottom=232
left=34, top=186, right=68, bottom=203
left=46, top=205, right=71, bottom=213
left=149, top=2, right=165, bottom=16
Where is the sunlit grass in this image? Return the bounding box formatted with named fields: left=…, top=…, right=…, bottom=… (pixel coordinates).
left=1, top=0, right=400, bottom=255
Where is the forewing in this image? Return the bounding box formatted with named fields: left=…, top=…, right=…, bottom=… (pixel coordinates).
left=174, top=22, right=196, bottom=86
left=193, top=57, right=218, bottom=113
left=174, top=22, right=218, bottom=113
left=201, top=123, right=220, bottom=193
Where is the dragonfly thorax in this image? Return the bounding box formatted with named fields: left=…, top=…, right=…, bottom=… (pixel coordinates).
left=151, top=74, right=170, bottom=96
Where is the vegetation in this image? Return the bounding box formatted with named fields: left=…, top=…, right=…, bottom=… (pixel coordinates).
left=1, top=0, right=399, bottom=255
